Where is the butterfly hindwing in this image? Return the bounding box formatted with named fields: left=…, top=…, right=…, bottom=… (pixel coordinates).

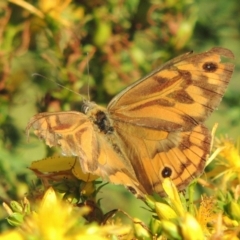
left=113, top=121, right=211, bottom=195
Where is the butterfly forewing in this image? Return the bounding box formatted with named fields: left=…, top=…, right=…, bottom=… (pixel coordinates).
left=108, top=47, right=234, bottom=132
left=26, top=112, right=101, bottom=172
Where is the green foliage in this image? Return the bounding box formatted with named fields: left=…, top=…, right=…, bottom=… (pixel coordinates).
left=0, top=0, right=240, bottom=238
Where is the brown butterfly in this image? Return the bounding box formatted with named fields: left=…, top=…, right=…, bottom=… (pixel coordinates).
left=26, top=47, right=234, bottom=198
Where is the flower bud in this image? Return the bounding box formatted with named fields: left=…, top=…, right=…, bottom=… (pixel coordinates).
left=161, top=220, right=181, bottom=239
left=155, top=202, right=177, bottom=220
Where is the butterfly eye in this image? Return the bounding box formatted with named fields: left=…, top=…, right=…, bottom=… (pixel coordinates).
left=161, top=167, right=172, bottom=178
left=202, top=62, right=218, bottom=72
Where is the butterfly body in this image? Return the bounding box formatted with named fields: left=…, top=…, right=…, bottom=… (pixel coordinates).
left=27, top=47, right=234, bottom=198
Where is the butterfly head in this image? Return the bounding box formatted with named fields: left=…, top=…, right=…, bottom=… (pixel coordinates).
left=81, top=100, right=98, bottom=114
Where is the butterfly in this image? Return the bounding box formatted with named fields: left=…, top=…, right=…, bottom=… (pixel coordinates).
left=26, top=47, right=234, bottom=198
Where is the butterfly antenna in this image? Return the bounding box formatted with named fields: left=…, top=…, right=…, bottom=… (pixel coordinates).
left=31, top=73, right=84, bottom=101
left=86, top=52, right=91, bottom=101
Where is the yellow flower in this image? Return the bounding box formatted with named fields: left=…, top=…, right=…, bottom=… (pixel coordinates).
left=0, top=230, right=24, bottom=240
left=196, top=195, right=216, bottom=234
left=38, top=0, right=71, bottom=19
left=180, top=213, right=205, bottom=240
left=28, top=188, right=89, bottom=239
left=209, top=137, right=240, bottom=186
left=223, top=215, right=239, bottom=227
left=1, top=188, right=136, bottom=239
left=9, top=0, right=84, bottom=27
left=1, top=188, right=130, bottom=239
left=151, top=178, right=206, bottom=239
left=211, top=214, right=240, bottom=240
left=217, top=137, right=240, bottom=169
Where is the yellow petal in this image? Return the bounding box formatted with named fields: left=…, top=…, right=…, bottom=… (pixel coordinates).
left=180, top=213, right=204, bottom=240
left=0, top=230, right=24, bottom=240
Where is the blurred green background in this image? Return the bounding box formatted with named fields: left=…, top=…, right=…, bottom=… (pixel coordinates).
left=0, top=0, right=239, bottom=232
